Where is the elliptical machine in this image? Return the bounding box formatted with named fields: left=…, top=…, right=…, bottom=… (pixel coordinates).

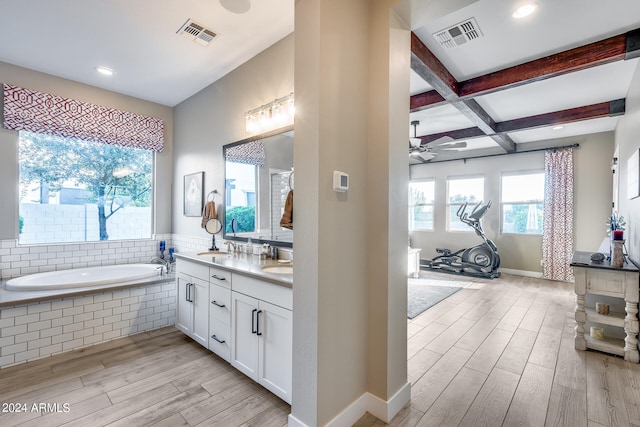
left=422, top=200, right=500, bottom=279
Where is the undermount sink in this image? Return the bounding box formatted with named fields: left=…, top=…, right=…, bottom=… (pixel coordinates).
left=196, top=251, right=230, bottom=257
left=261, top=265, right=293, bottom=275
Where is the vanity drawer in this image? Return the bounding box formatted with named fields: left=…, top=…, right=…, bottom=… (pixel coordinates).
left=208, top=317, right=230, bottom=362
left=209, top=283, right=231, bottom=324
left=210, top=266, right=232, bottom=288
left=177, top=260, right=209, bottom=281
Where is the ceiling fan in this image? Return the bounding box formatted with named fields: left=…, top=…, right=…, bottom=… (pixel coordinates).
left=409, top=120, right=467, bottom=162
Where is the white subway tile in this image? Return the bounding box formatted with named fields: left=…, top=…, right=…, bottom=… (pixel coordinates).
left=28, top=337, right=51, bottom=350
left=103, top=300, right=122, bottom=310
left=10, top=247, right=30, bottom=255
left=40, top=326, right=63, bottom=338
left=15, top=331, right=39, bottom=344
left=0, top=335, right=15, bottom=347
left=1, top=342, right=27, bottom=356
left=112, top=320, right=130, bottom=330
left=51, top=300, right=73, bottom=310
left=52, top=316, right=73, bottom=328
left=14, top=313, right=39, bottom=326
left=28, top=302, right=52, bottom=314
left=0, top=354, right=15, bottom=366
left=40, top=343, right=63, bottom=357
left=103, top=329, right=122, bottom=340
left=94, top=324, right=113, bottom=335
left=40, top=309, right=62, bottom=321
left=73, top=313, right=93, bottom=323
left=84, top=302, right=104, bottom=313
left=153, top=305, right=168, bottom=314
left=153, top=318, right=169, bottom=328
left=14, top=348, right=40, bottom=363
left=52, top=332, right=74, bottom=345
left=121, top=296, right=139, bottom=306
left=27, top=320, right=51, bottom=332
left=83, top=334, right=103, bottom=346
left=0, top=317, right=15, bottom=328
left=145, top=313, right=161, bottom=323
left=2, top=324, right=27, bottom=337
left=103, top=314, right=122, bottom=325
left=93, top=294, right=113, bottom=303
left=63, top=323, right=83, bottom=334
left=84, top=318, right=103, bottom=329
left=74, top=328, right=94, bottom=339
left=62, top=338, right=84, bottom=351
left=21, top=253, right=40, bottom=261
left=73, top=295, right=94, bottom=307
left=62, top=306, right=83, bottom=317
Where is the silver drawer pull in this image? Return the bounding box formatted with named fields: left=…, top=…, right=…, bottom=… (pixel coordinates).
left=211, top=334, right=226, bottom=344
left=211, top=274, right=226, bottom=281
left=211, top=300, right=226, bottom=308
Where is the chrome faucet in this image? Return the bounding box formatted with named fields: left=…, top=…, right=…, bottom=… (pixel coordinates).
left=150, top=256, right=172, bottom=274
left=225, top=241, right=237, bottom=253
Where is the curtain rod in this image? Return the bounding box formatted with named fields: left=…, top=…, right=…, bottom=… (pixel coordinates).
left=419, top=143, right=580, bottom=165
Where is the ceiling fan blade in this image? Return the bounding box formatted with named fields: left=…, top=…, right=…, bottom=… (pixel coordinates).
left=428, top=135, right=454, bottom=146
left=417, top=151, right=436, bottom=161
left=435, top=141, right=468, bottom=150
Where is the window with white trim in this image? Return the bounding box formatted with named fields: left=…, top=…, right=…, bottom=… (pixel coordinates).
left=409, top=180, right=435, bottom=231
left=447, top=176, right=484, bottom=231
left=501, top=171, right=544, bottom=235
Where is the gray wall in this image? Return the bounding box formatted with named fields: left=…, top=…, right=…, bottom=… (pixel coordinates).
left=616, top=61, right=640, bottom=264
left=172, top=35, right=294, bottom=241
left=410, top=132, right=614, bottom=273
left=0, top=61, right=174, bottom=239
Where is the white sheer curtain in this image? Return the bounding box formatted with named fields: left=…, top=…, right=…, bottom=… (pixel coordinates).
left=542, top=148, right=575, bottom=281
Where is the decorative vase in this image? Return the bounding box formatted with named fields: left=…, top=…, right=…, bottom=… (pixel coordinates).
left=612, top=239, right=624, bottom=268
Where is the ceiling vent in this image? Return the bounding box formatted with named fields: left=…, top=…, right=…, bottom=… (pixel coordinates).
left=433, top=18, right=483, bottom=49
left=176, top=19, right=217, bottom=46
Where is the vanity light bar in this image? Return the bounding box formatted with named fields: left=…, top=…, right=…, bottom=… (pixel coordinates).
left=245, top=93, right=294, bottom=134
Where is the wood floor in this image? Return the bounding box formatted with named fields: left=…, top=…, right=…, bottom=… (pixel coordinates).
left=2, top=272, right=640, bottom=426
left=357, top=272, right=640, bottom=427
left=0, top=327, right=289, bottom=426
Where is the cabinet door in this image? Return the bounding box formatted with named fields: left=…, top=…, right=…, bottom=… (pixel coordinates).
left=258, top=300, right=292, bottom=403
left=176, top=274, right=192, bottom=335
left=191, top=277, right=209, bottom=347
left=231, top=292, right=259, bottom=380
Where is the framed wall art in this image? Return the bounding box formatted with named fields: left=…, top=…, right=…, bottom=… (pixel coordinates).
left=184, top=171, right=204, bottom=216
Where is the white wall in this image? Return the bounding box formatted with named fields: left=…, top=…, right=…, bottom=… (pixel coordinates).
left=616, top=61, right=640, bottom=263
left=411, top=132, right=614, bottom=273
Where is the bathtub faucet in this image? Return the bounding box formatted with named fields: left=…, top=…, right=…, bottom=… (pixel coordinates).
left=150, top=256, right=173, bottom=274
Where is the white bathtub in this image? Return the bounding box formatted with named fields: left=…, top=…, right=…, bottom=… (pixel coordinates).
left=5, top=264, right=163, bottom=291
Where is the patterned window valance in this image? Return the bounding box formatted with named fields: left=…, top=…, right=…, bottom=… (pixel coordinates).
left=2, top=84, right=164, bottom=152
left=225, top=140, right=266, bottom=166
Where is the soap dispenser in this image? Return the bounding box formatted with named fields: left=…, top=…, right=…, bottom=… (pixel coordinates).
left=247, top=238, right=253, bottom=255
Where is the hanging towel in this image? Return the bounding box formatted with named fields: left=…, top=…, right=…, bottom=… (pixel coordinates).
left=201, top=201, right=217, bottom=228
left=280, top=190, right=293, bottom=230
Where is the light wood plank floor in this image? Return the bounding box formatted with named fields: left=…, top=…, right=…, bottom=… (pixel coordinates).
left=3, top=272, right=640, bottom=426
left=356, top=272, right=640, bottom=427
left=0, top=327, right=290, bottom=426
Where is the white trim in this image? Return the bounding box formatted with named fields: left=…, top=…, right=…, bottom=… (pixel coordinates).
left=287, top=413, right=308, bottom=427
left=325, top=393, right=369, bottom=427
left=499, top=268, right=543, bottom=278
left=367, top=381, right=412, bottom=422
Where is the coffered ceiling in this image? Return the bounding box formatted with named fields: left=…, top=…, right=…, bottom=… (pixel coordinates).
left=408, top=0, right=640, bottom=163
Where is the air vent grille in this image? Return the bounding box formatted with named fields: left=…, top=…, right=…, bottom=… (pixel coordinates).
left=433, top=18, right=483, bottom=49
left=176, top=19, right=217, bottom=46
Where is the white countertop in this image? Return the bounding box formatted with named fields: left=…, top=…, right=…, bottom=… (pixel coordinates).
left=174, top=251, right=293, bottom=287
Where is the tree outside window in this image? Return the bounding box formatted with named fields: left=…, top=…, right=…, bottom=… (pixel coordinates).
left=409, top=180, right=435, bottom=231
left=18, top=131, right=153, bottom=244
left=501, top=172, right=544, bottom=235
left=447, top=176, right=484, bottom=231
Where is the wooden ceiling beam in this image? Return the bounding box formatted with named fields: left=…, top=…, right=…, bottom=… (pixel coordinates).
left=410, top=90, right=447, bottom=112
left=410, top=32, right=459, bottom=99
left=416, top=99, right=626, bottom=144
left=458, top=32, right=630, bottom=98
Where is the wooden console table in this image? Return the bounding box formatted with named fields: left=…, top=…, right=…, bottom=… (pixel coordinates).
left=571, top=251, right=640, bottom=363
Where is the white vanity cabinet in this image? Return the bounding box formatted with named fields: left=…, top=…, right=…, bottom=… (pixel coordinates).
left=176, top=261, right=209, bottom=347
left=208, top=266, right=232, bottom=362
left=231, top=274, right=292, bottom=404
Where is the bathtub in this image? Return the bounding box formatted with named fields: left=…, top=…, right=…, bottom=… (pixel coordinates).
left=5, top=264, right=164, bottom=291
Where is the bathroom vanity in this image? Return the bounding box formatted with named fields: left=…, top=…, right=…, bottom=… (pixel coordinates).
left=174, top=251, right=292, bottom=403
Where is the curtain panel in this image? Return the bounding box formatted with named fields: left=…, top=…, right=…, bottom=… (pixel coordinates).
left=2, top=84, right=164, bottom=152
left=542, top=148, right=575, bottom=282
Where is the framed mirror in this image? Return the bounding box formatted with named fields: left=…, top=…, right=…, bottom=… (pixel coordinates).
left=223, top=125, right=294, bottom=247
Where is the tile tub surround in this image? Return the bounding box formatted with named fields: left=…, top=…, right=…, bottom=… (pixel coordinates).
left=0, top=280, right=176, bottom=369
left=0, top=235, right=172, bottom=279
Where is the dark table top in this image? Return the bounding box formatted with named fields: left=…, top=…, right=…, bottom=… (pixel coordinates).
left=570, top=251, right=639, bottom=272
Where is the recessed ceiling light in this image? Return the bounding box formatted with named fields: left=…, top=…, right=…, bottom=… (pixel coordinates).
left=513, top=3, right=538, bottom=19
left=95, top=66, right=115, bottom=76
left=552, top=125, right=564, bottom=131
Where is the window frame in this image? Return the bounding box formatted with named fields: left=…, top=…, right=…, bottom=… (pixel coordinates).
left=17, top=130, right=155, bottom=245
left=409, top=179, right=435, bottom=231
left=446, top=174, right=485, bottom=232
left=500, top=170, right=545, bottom=236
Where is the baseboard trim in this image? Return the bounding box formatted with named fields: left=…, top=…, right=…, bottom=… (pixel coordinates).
left=287, top=382, right=411, bottom=427
left=499, top=268, right=543, bottom=278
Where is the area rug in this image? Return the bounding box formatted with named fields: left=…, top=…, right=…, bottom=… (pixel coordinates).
left=407, top=277, right=468, bottom=319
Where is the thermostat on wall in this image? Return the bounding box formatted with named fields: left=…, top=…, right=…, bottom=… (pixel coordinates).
left=333, top=171, right=349, bottom=192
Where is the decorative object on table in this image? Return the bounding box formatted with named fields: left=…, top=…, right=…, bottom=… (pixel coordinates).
left=590, top=252, right=605, bottom=263
left=184, top=171, right=204, bottom=217
left=596, top=302, right=610, bottom=315
left=612, top=239, right=625, bottom=268
left=590, top=326, right=605, bottom=340
left=606, top=211, right=626, bottom=260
